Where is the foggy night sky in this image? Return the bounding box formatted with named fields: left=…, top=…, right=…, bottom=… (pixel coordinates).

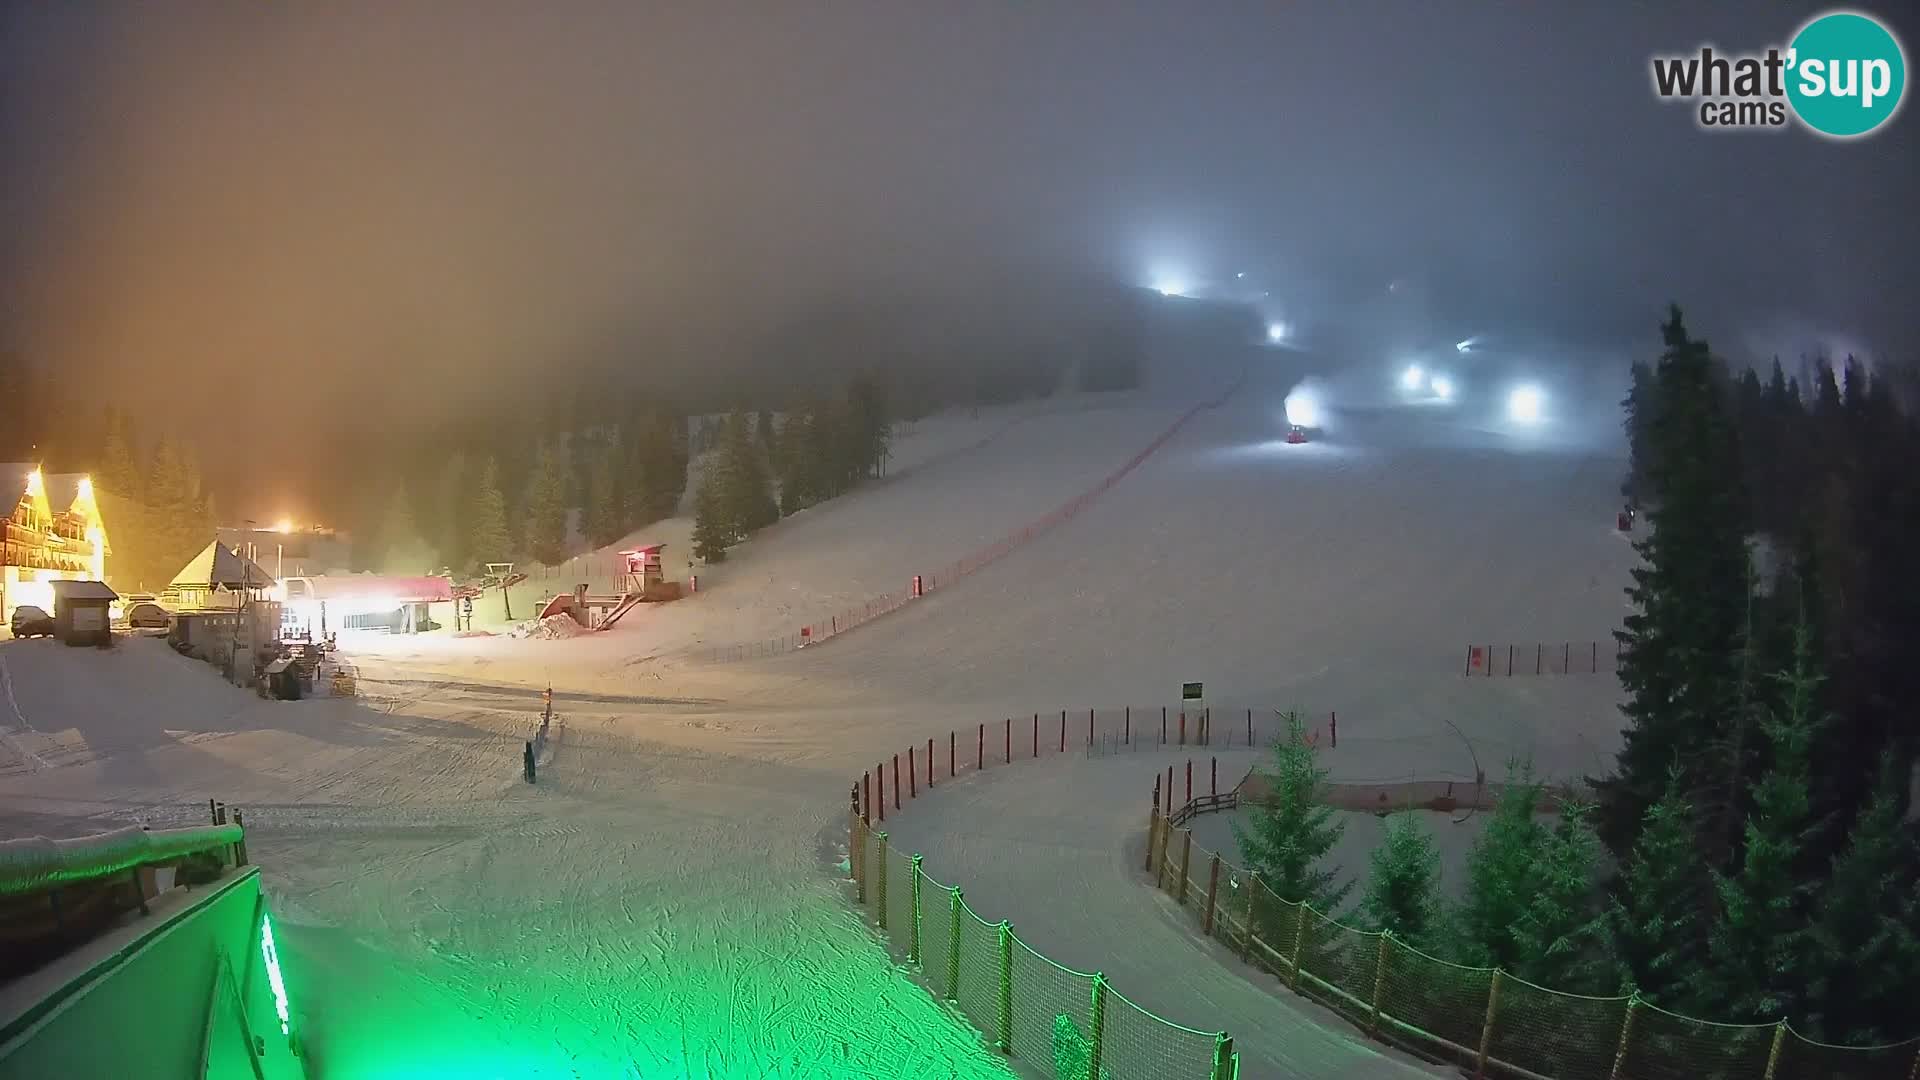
left=3, top=2, right=1916, bottom=482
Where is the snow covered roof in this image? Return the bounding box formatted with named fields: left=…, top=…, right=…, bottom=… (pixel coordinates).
left=169, top=540, right=275, bottom=590
left=0, top=464, right=90, bottom=511
left=49, top=580, right=118, bottom=601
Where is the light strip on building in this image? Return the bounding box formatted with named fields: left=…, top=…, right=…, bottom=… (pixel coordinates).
left=260, top=911, right=291, bottom=1036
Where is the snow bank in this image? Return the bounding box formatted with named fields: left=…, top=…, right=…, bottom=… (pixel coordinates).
left=512, top=613, right=586, bottom=640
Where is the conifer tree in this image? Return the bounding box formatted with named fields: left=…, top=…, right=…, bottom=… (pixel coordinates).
left=436, top=452, right=469, bottom=573
left=524, top=443, right=569, bottom=564
left=1804, top=769, right=1920, bottom=1044
left=467, top=458, right=509, bottom=574
left=1608, top=768, right=1710, bottom=1008
left=1511, top=801, right=1614, bottom=994
left=690, top=475, right=730, bottom=563
left=100, top=408, right=143, bottom=501
left=1231, top=711, right=1349, bottom=912
left=585, top=438, right=624, bottom=547
left=1361, top=812, right=1441, bottom=946
left=1700, top=611, right=1825, bottom=1022
left=779, top=411, right=819, bottom=515
left=718, top=411, right=778, bottom=535
left=1594, top=306, right=1751, bottom=859
left=380, top=482, right=434, bottom=573
left=1457, top=762, right=1546, bottom=970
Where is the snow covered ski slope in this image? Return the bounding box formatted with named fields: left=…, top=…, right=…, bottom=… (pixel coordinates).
left=0, top=348, right=1635, bottom=1078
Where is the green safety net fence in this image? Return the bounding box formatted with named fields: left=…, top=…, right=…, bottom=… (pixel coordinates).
left=847, top=802, right=1918, bottom=1080
left=853, top=819, right=1234, bottom=1080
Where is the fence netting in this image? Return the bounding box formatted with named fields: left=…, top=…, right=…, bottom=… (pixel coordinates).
left=1009, top=936, right=1095, bottom=1070
left=1488, top=976, right=1628, bottom=1080
left=1375, top=940, right=1494, bottom=1060
left=1104, top=984, right=1224, bottom=1080
left=847, top=779, right=1914, bottom=1080
left=1619, top=1001, right=1775, bottom=1080
left=1134, top=804, right=1914, bottom=1080
left=954, top=908, right=1002, bottom=1043
left=1770, top=1032, right=1920, bottom=1080
left=851, top=820, right=1232, bottom=1079
left=917, top=867, right=955, bottom=999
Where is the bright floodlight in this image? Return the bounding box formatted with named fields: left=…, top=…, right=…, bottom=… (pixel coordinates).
left=1431, top=375, right=1455, bottom=400
left=1456, top=338, right=1475, bottom=353
left=1507, top=384, right=1545, bottom=424
left=1267, top=321, right=1288, bottom=343
left=1399, top=364, right=1425, bottom=391
left=275, top=517, right=294, bottom=533
left=1153, top=278, right=1187, bottom=298
left=1284, top=387, right=1321, bottom=428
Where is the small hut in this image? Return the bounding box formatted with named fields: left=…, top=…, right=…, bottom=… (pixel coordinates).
left=48, top=580, right=117, bottom=647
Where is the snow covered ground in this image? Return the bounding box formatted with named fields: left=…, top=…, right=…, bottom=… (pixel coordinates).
left=0, top=347, right=1636, bottom=1078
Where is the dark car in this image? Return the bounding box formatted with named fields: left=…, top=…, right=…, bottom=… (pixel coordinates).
left=126, top=602, right=172, bottom=629
left=10, top=605, right=54, bottom=638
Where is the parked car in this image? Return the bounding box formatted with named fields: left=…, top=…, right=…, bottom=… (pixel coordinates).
left=126, top=602, right=172, bottom=629
left=10, top=605, right=55, bottom=638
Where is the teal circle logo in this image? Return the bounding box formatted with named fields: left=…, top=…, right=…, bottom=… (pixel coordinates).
left=1786, top=11, right=1907, bottom=138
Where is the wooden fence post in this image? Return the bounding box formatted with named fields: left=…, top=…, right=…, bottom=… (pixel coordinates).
left=875, top=833, right=889, bottom=931
left=853, top=813, right=868, bottom=905
left=1211, top=756, right=1217, bottom=797
left=232, top=809, right=248, bottom=866
left=877, top=764, right=886, bottom=822
left=894, top=754, right=902, bottom=808
left=1473, top=971, right=1503, bottom=1080
left=909, top=853, right=923, bottom=963
left=1203, top=853, right=1223, bottom=935
left=1178, top=829, right=1194, bottom=905
left=946, top=887, right=964, bottom=1000
left=1289, top=904, right=1310, bottom=989
left=1088, top=973, right=1110, bottom=1080
left=1763, top=1020, right=1788, bottom=1080
left=1369, top=932, right=1391, bottom=1038
left=909, top=746, right=917, bottom=798
left=1607, top=994, right=1639, bottom=1080
left=1032, top=713, right=1038, bottom=758
left=1242, top=871, right=1261, bottom=962
left=1146, top=782, right=1161, bottom=871
left=949, top=731, right=955, bottom=778
left=1125, top=705, right=1131, bottom=744
left=996, top=921, right=1014, bottom=1055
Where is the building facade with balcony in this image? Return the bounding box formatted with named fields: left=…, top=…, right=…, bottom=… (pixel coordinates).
left=1, top=464, right=110, bottom=625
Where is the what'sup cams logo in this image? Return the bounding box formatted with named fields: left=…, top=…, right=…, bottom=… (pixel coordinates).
left=1651, top=9, right=1907, bottom=138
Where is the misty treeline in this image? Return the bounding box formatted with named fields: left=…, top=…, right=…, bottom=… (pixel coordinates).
left=0, top=363, right=216, bottom=590
left=359, top=369, right=899, bottom=576
left=1241, top=308, right=1919, bottom=1047
left=692, top=374, right=891, bottom=562
left=358, top=405, right=691, bottom=577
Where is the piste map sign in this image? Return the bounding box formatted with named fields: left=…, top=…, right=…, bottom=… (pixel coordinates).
left=1181, top=681, right=1203, bottom=701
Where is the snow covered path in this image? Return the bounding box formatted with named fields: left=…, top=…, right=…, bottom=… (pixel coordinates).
left=876, top=750, right=1449, bottom=1079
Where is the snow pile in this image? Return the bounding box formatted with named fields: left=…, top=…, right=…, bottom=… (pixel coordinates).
left=512, top=613, right=586, bottom=640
